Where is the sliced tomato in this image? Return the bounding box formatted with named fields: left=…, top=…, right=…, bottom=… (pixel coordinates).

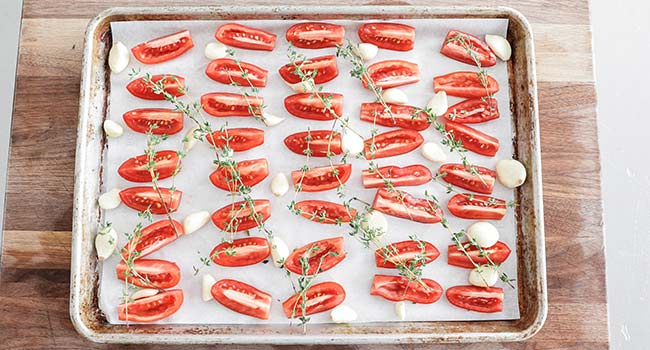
left=446, top=285, right=504, bottom=313
left=127, top=74, right=185, bottom=100
left=284, top=130, right=342, bottom=157
left=286, top=22, right=345, bottom=49
left=211, top=237, right=270, bottom=267
left=209, top=158, right=269, bottom=192
left=278, top=55, right=338, bottom=84
left=121, top=219, right=184, bottom=259
left=440, top=30, right=496, bottom=67
left=447, top=193, right=507, bottom=220
left=118, top=289, right=183, bottom=322
left=290, top=164, right=352, bottom=192
left=206, top=128, right=264, bottom=152
left=294, top=200, right=356, bottom=224
left=372, top=187, right=443, bottom=223
left=445, top=121, right=499, bottom=157
left=434, top=71, right=499, bottom=98
left=131, top=30, right=194, bottom=64
left=438, top=163, right=496, bottom=194
left=364, top=129, right=423, bottom=159
left=448, top=241, right=511, bottom=268
left=211, top=279, right=272, bottom=320
left=359, top=103, right=429, bottom=131
left=443, top=98, right=499, bottom=124
left=211, top=199, right=271, bottom=233
left=119, top=187, right=182, bottom=214
left=122, top=108, right=184, bottom=135
left=116, top=259, right=181, bottom=289
left=284, top=93, right=343, bottom=121
left=358, top=23, right=415, bottom=51
left=370, top=275, right=442, bottom=304
left=215, top=23, right=276, bottom=51
left=201, top=92, right=263, bottom=117
left=118, top=150, right=180, bottom=183
left=205, top=58, right=268, bottom=87
left=363, top=60, right=419, bottom=89
left=285, top=237, right=346, bottom=275
left=282, top=281, right=345, bottom=318
left=362, top=164, right=432, bottom=188
left=375, top=240, right=439, bottom=268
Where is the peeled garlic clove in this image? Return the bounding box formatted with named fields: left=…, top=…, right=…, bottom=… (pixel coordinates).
left=183, top=211, right=210, bottom=235
left=269, top=236, right=290, bottom=267
left=485, top=34, right=512, bottom=61
left=361, top=210, right=388, bottom=236
left=286, top=79, right=316, bottom=93
left=271, top=173, right=289, bottom=197
left=382, top=88, right=408, bottom=105
left=466, top=221, right=499, bottom=248
left=103, top=120, right=124, bottom=138
left=395, top=301, right=406, bottom=320
left=330, top=304, right=358, bottom=323
left=357, top=43, right=378, bottom=61
left=205, top=42, right=228, bottom=60
left=131, top=288, right=159, bottom=300
left=202, top=274, right=217, bottom=302
left=469, top=265, right=499, bottom=287
left=341, top=131, right=364, bottom=155
left=95, top=226, right=117, bottom=261
left=421, top=142, right=447, bottom=163
left=98, top=188, right=122, bottom=209
left=426, top=91, right=448, bottom=116
left=496, top=159, right=526, bottom=188
left=262, top=112, right=286, bottom=127
left=183, top=126, right=199, bottom=152
left=108, top=41, right=130, bottom=73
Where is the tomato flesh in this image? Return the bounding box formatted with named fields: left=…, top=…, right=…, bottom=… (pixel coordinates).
left=446, top=285, right=504, bottom=313
left=119, top=187, right=182, bottom=214
left=360, top=102, right=429, bottom=131
left=122, top=108, right=184, bottom=135
left=447, top=193, right=507, bottom=220
left=121, top=219, right=184, bottom=259
left=362, top=164, right=432, bottom=188
left=286, top=22, right=345, bottom=49
left=443, top=98, right=499, bottom=124
left=294, top=200, right=356, bottom=224
left=205, top=58, right=268, bottom=87
left=206, top=128, right=264, bottom=152
left=131, top=30, right=194, bottom=64
left=211, top=237, right=270, bottom=267
left=285, top=237, right=346, bottom=275
left=215, top=23, right=276, bottom=51
left=358, top=23, right=415, bottom=51
left=284, top=130, right=342, bottom=157
left=201, top=92, right=263, bottom=117
left=375, top=240, right=439, bottom=268
left=116, top=259, right=181, bottom=289
left=284, top=93, right=343, bottom=121
left=282, top=281, right=345, bottom=318
left=445, top=121, right=499, bottom=157
left=438, top=163, right=496, bottom=194
left=118, top=150, right=180, bottom=183
left=434, top=71, right=499, bottom=98
left=211, top=199, right=271, bottom=233
left=364, top=60, right=419, bottom=89
left=127, top=74, right=185, bottom=100
left=210, top=158, right=269, bottom=192
left=290, top=164, right=352, bottom=192
left=279, top=55, right=338, bottom=84
left=372, top=187, right=443, bottom=223
left=370, top=275, right=442, bottom=304
left=448, top=241, right=511, bottom=268
left=118, top=289, right=183, bottom=322
left=211, top=279, right=272, bottom=319
left=440, top=30, right=496, bottom=67
left=364, top=129, right=424, bottom=159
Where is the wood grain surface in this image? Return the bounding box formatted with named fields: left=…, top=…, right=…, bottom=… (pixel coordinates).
left=0, top=1, right=607, bottom=349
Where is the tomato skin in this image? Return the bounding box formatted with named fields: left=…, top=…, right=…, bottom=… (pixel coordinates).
left=282, top=281, right=345, bottom=318
left=119, top=187, right=182, bottom=214
left=445, top=121, right=499, bottom=157
left=278, top=55, right=338, bottom=84
left=290, top=164, right=352, bottom=192
left=215, top=23, right=276, bottom=51
left=118, top=289, right=183, bottom=322
left=211, top=199, right=271, bottom=233
left=359, top=103, right=430, bottom=131
left=121, top=219, right=184, bottom=259
left=370, top=275, right=443, bottom=304
left=205, top=58, right=268, bottom=87
left=201, top=92, right=263, bottom=117
left=211, top=237, right=270, bottom=267
left=206, top=128, right=264, bottom=152
left=446, top=285, right=504, bottom=313
left=438, top=163, right=496, bottom=194
left=447, top=193, right=507, bottom=220
left=443, top=98, right=499, bottom=124
left=372, top=187, right=443, bottom=224
left=131, top=30, right=194, bottom=64
left=286, top=22, right=345, bottom=49
left=209, top=158, right=269, bottom=192
left=285, top=237, right=346, bottom=275
left=358, top=23, right=415, bottom=51
left=294, top=200, right=356, bottom=224
left=434, top=71, right=499, bottom=98
left=364, top=60, right=420, bottom=89
left=284, top=93, right=343, bottom=121
left=118, top=150, right=180, bottom=183
left=364, top=129, right=424, bottom=159
left=362, top=164, right=432, bottom=188
left=375, top=240, right=439, bottom=268
left=116, top=259, right=181, bottom=289
left=448, top=241, right=511, bottom=268
left=440, top=30, right=496, bottom=67
left=284, top=130, right=342, bottom=157
left=122, top=108, right=184, bottom=135
left=127, top=74, right=185, bottom=100
left=211, top=279, right=272, bottom=320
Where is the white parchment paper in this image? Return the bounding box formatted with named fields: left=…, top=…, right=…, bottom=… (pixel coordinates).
left=101, top=17, right=519, bottom=324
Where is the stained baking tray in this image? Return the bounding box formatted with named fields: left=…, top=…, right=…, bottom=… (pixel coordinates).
left=70, top=5, right=546, bottom=344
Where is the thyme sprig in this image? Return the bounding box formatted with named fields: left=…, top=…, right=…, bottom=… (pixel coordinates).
left=224, top=48, right=267, bottom=123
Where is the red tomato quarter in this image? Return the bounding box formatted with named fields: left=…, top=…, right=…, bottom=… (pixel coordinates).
left=375, top=240, right=439, bottom=269
left=360, top=103, right=430, bottom=131
left=131, top=30, right=194, bottom=64
left=118, top=289, right=183, bottom=322
left=215, top=23, right=276, bottom=51
left=212, top=199, right=271, bottom=233
left=294, top=200, right=356, bottom=224
left=372, top=187, right=443, bottom=223
left=364, top=129, right=424, bottom=159
left=362, top=164, right=432, bottom=188
left=282, top=281, right=345, bottom=318
left=116, top=259, right=181, bottom=289
left=211, top=279, right=272, bottom=319
left=118, top=150, right=180, bottom=183
left=440, top=30, right=496, bottom=67
left=211, top=237, right=270, bottom=267
left=446, top=285, right=504, bottom=313
left=364, top=60, right=419, bottom=89
left=445, top=121, right=499, bottom=157
left=358, top=23, right=415, bottom=51
left=278, top=55, right=338, bottom=84
left=201, top=92, right=263, bottom=117
left=447, top=193, right=507, bottom=220
left=121, top=219, right=184, bottom=259
left=285, top=237, right=346, bottom=275
left=448, top=241, right=512, bottom=268
left=443, top=98, right=499, bottom=124
left=119, top=187, right=182, bottom=214
left=370, top=275, right=442, bottom=304
left=205, top=58, right=268, bottom=87
left=286, top=22, right=345, bottom=49
left=206, top=128, right=264, bottom=152
left=438, top=163, right=496, bottom=194
left=291, top=164, right=352, bottom=192
left=122, top=108, right=184, bottom=135
left=127, top=74, right=185, bottom=100
left=284, top=130, right=342, bottom=157
left=209, top=158, right=269, bottom=192
left=284, top=93, right=343, bottom=121
left=434, top=71, right=499, bottom=98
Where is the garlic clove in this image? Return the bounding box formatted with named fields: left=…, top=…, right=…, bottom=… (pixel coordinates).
left=357, top=43, right=378, bottom=61
left=108, top=41, right=130, bottom=74
left=286, top=79, right=316, bottom=93
left=496, top=159, right=526, bottom=188
left=341, top=131, right=365, bottom=155
left=95, top=226, right=117, bottom=261
left=262, top=112, right=286, bottom=127
left=103, top=120, right=124, bottom=138
left=361, top=210, right=388, bottom=236
left=202, top=274, right=217, bottom=302
left=469, top=265, right=499, bottom=287
left=183, top=126, right=199, bottom=152
left=271, top=173, right=289, bottom=197
left=395, top=301, right=406, bottom=320
left=183, top=211, right=210, bottom=235
left=330, top=304, right=358, bottom=323
left=131, top=288, right=159, bottom=300
left=426, top=91, right=448, bottom=116
left=421, top=142, right=447, bottom=163
left=485, top=34, right=512, bottom=61
left=382, top=88, right=408, bottom=105
left=466, top=221, right=499, bottom=248
left=269, top=236, right=290, bottom=268
left=205, top=42, right=228, bottom=60
left=98, top=188, right=122, bottom=210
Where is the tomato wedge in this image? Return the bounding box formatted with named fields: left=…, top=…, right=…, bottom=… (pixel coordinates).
left=122, top=108, right=184, bottom=135
left=372, top=187, right=443, bottom=223
left=211, top=237, right=270, bottom=267
left=118, top=150, right=180, bottom=183
left=359, top=102, right=430, bottom=131
left=286, top=22, right=345, bottom=49
left=127, top=74, right=185, bottom=100
left=278, top=55, right=338, bottom=84
left=206, top=128, right=264, bottom=152
left=364, top=129, right=424, bottom=159
left=131, top=30, right=194, bottom=64
left=211, top=279, right=272, bottom=320
left=445, top=121, right=499, bottom=157
left=285, top=237, right=346, bottom=275
left=284, top=93, right=343, bottom=121
left=290, top=164, right=352, bottom=192
left=282, top=281, right=345, bottom=318
left=205, top=58, right=268, bottom=87
left=446, top=286, right=504, bottom=313
left=116, top=259, right=181, bottom=289
left=119, top=187, right=182, bottom=214
left=284, top=130, right=342, bottom=157
left=211, top=199, right=271, bottom=233
left=209, top=158, right=269, bottom=192
left=362, top=164, right=432, bottom=188
left=363, top=60, right=419, bottom=89
left=294, top=200, right=356, bottom=224
left=443, top=98, right=499, bottom=124
left=215, top=23, right=276, bottom=51
left=434, top=71, right=499, bottom=98
left=375, top=240, right=439, bottom=268
left=440, top=30, right=496, bottom=67
left=121, top=219, right=185, bottom=259
left=447, top=193, right=507, bottom=220
left=448, top=241, right=511, bottom=268
left=370, top=275, right=442, bottom=304
left=118, top=289, right=183, bottom=322
left=201, top=92, right=263, bottom=117
left=438, top=163, right=496, bottom=194
left=358, top=23, right=415, bottom=51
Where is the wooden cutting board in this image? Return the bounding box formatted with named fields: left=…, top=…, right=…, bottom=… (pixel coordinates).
left=0, top=0, right=608, bottom=349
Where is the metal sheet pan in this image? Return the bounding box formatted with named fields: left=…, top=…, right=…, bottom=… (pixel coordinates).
left=71, top=5, right=546, bottom=344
